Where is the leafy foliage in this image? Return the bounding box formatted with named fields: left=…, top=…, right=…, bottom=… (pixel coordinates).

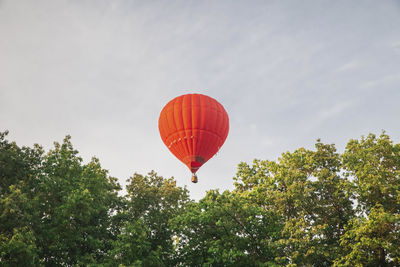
left=1, top=131, right=399, bottom=266
left=110, top=171, right=190, bottom=266
left=171, top=190, right=282, bottom=266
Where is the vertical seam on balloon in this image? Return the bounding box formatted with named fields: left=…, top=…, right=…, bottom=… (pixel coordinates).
left=197, top=94, right=205, bottom=160
left=191, top=94, right=197, bottom=160
left=189, top=94, right=194, bottom=157
left=171, top=98, right=184, bottom=162
left=223, top=105, right=229, bottom=142
left=217, top=103, right=227, bottom=148
left=205, top=133, right=219, bottom=162
left=178, top=97, right=189, bottom=163
left=199, top=96, right=210, bottom=160
left=158, top=108, right=165, bottom=144
left=161, top=110, right=168, bottom=144
left=163, top=105, right=173, bottom=144
left=215, top=102, right=223, bottom=143
left=204, top=97, right=213, bottom=159
left=174, top=96, right=189, bottom=164
left=183, top=94, right=193, bottom=159
left=215, top=103, right=227, bottom=153
left=221, top=107, right=229, bottom=145
left=164, top=104, right=178, bottom=156
left=202, top=96, right=215, bottom=160
left=208, top=98, right=221, bottom=159
left=178, top=94, right=191, bottom=167
left=207, top=96, right=220, bottom=160
left=165, top=103, right=174, bottom=143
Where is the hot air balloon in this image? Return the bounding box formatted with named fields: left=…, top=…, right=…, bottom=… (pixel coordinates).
left=158, top=94, right=229, bottom=183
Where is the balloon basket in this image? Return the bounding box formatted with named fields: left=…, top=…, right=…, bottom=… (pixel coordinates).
left=191, top=174, right=198, bottom=183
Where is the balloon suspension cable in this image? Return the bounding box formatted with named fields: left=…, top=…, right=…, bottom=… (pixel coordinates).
left=191, top=173, right=198, bottom=183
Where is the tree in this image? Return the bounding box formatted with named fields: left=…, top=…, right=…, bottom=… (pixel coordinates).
left=0, top=132, right=122, bottom=266
left=335, top=133, right=400, bottom=266
left=1, top=130, right=399, bottom=266
left=35, top=136, right=122, bottom=266
left=0, top=131, right=43, bottom=266
left=234, top=140, right=353, bottom=266
left=171, top=189, right=282, bottom=266
left=110, top=171, right=190, bottom=266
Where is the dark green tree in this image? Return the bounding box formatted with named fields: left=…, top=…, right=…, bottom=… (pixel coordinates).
left=0, top=132, right=122, bottom=266
left=0, top=131, right=43, bottom=266
left=36, top=136, right=122, bottom=266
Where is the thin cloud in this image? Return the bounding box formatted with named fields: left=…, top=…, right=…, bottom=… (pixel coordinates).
left=335, top=60, right=360, bottom=72
left=360, top=72, right=400, bottom=90
left=319, top=101, right=355, bottom=121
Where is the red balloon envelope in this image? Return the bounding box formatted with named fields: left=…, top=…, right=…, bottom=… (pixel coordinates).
left=158, top=94, right=229, bottom=182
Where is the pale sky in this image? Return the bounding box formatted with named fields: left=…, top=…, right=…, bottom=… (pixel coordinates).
left=1, top=0, right=400, bottom=199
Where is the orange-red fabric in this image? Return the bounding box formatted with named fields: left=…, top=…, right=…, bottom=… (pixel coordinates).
left=158, top=94, right=229, bottom=173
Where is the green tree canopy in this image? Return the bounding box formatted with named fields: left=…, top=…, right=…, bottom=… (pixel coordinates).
left=1, top=131, right=399, bottom=266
